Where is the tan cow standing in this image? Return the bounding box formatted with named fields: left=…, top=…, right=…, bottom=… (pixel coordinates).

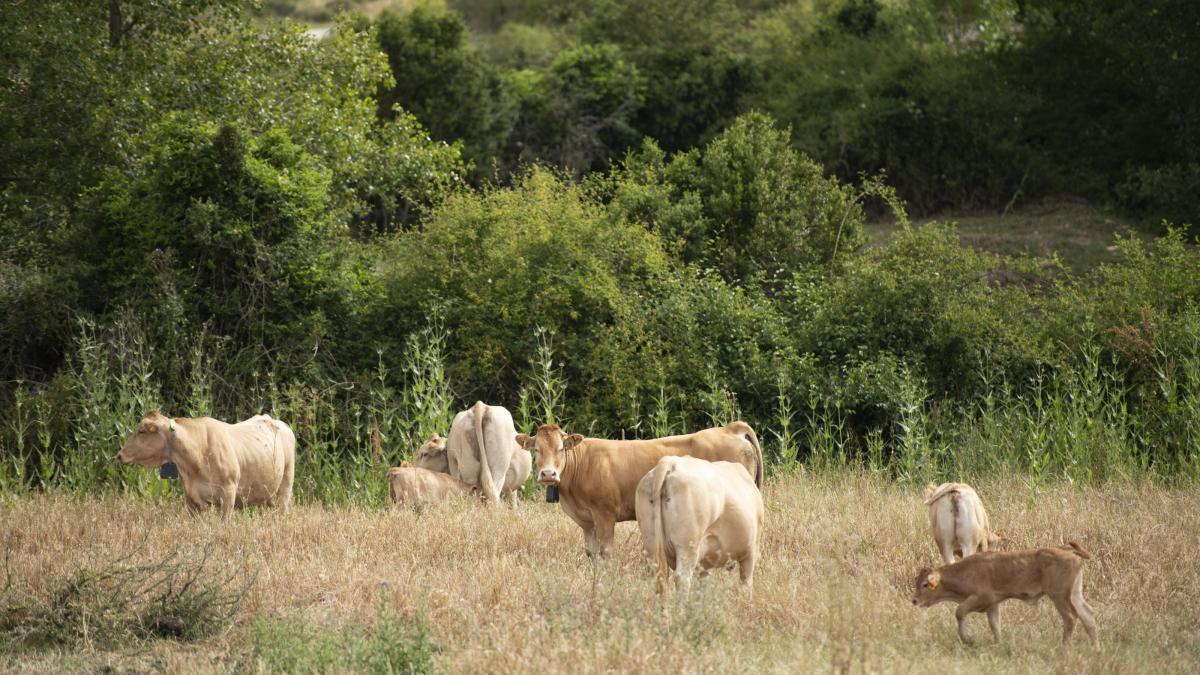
left=447, top=401, right=527, bottom=504
left=636, top=456, right=764, bottom=593
left=117, top=410, right=295, bottom=516
left=516, top=421, right=763, bottom=558
left=924, top=482, right=1005, bottom=564
left=388, top=462, right=476, bottom=509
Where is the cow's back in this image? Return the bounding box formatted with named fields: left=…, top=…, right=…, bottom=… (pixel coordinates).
left=573, top=426, right=758, bottom=522
left=636, top=457, right=762, bottom=579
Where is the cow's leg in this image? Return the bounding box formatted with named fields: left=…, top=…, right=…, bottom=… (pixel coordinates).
left=276, top=460, right=295, bottom=514
left=593, top=515, right=616, bottom=560
left=958, top=530, right=975, bottom=561
left=1071, top=575, right=1098, bottom=644
left=986, top=603, right=1002, bottom=641
left=954, top=596, right=989, bottom=643
left=184, top=493, right=205, bottom=516
left=738, top=552, right=757, bottom=593
left=938, top=537, right=957, bottom=565
left=582, top=525, right=601, bottom=559
left=673, top=543, right=700, bottom=594
left=218, top=485, right=237, bottom=519
left=1051, top=595, right=1077, bottom=644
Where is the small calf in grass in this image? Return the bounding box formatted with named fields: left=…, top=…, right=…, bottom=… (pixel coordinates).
left=912, top=542, right=1098, bottom=645
left=387, top=462, right=476, bottom=510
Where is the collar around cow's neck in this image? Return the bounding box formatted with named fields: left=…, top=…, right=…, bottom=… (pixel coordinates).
left=165, top=418, right=178, bottom=459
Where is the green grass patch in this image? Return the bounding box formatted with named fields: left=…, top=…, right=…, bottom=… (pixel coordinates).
left=243, top=607, right=436, bottom=674
left=866, top=200, right=1148, bottom=272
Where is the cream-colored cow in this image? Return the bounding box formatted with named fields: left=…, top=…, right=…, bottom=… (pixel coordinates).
left=635, top=456, right=764, bottom=593
left=117, top=410, right=295, bottom=516
left=413, top=428, right=530, bottom=505
left=924, top=482, right=1006, bottom=564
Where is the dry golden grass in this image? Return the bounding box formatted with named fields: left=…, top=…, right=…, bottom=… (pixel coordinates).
left=2, top=472, right=1199, bottom=673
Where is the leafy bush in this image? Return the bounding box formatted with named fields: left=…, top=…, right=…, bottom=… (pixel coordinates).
left=375, top=6, right=510, bottom=180
left=80, top=120, right=360, bottom=362
left=373, top=168, right=671, bottom=425
left=608, top=112, right=867, bottom=281
left=506, top=44, right=646, bottom=176
left=1117, top=164, right=1200, bottom=228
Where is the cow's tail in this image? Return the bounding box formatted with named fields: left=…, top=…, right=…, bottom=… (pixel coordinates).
left=727, top=421, right=763, bottom=488
left=1067, top=541, right=1092, bottom=560
left=473, top=401, right=500, bottom=504
left=653, top=459, right=673, bottom=595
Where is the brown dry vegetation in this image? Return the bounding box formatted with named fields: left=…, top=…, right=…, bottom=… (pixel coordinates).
left=2, top=472, right=1199, bottom=673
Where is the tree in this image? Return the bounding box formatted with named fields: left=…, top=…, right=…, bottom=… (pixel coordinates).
left=506, top=44, right=645, bottom=176
left=80, top=120, right=359, bottom=364
left=609, top=112, right=866, bottom=282
left=375, top=5, right=510, bottom=180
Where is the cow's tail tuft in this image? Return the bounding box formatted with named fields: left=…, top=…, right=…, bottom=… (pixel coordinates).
left=473, top=401, right=500, bottom=504
left=1067, top=541, right=1092, bottom=560
left=653, top=459, right=673, bottom=595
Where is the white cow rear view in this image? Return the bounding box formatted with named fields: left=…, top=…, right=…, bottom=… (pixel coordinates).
left=636, top=456, right=764, bottom=593
left=447, top=401, right=523, bottom=504
left=924, top=482, right=1005, bottom=565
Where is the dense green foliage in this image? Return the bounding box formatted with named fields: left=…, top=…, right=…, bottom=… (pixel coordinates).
left=1, top=0, right=1198, bottom=500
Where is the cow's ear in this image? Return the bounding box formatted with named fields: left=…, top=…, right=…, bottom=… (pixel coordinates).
left=563, top=433, right=584, bottom=449
left=926, top=570, right=940, bottom=590
left=515, top=434, right=535, bottom=450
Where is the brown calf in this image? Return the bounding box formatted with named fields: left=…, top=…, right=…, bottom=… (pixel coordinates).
left=912, top=543, right=1098, bottom=645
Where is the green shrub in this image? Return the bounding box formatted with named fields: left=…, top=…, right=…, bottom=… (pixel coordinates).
left=1118, top=163, right=1200, bottom=229
left=375, top=6, right=510, bottom=180
left=608, top=112, right=866, bottom=281
left=80, top=120, right=360, bottom=363
left=505, top=44, right=646, bottom=176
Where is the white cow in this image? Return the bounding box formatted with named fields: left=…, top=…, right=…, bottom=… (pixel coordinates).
left=414, top=427, right=530, bottom=505
left=635, top=456, right=764, bottom=593
left=117, top=410, right=295, bottom=516
left=924, top=482, right=1005, bottom=565
left=447, top=401, right=525, bottom=504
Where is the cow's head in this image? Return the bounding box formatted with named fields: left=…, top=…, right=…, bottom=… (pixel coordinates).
left=412, top=434, right=448, bottom=472
left=515, top=424, right=582, bottom=485
left=117, top=410, right=171, bottom=468
left=912, top=567, right=943, bottom=607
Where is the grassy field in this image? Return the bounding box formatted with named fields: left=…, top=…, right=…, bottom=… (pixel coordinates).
left=2, top=472, right=1198, bottom=673
left=866, top=200, right=1150, bottom=272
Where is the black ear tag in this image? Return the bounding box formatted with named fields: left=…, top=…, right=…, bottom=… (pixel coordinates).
left=545, top=485, right=559, bottom=503
left=160, top=462, right=179, bottom=479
